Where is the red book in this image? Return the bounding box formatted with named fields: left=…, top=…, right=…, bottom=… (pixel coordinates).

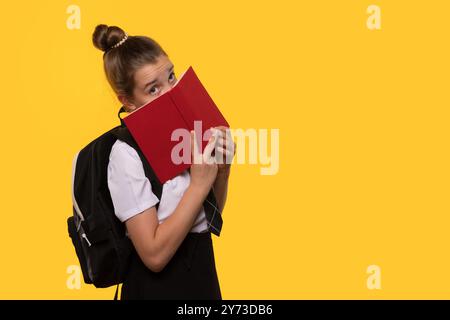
left=122, top=66, right=229, bottom=184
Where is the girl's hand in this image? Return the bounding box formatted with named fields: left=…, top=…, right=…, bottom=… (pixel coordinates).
left=211, top=126, right=235, bottom=176
left=189, top=130, right=218, bottom=194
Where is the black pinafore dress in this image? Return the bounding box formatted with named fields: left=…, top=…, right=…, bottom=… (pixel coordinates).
left=120, top=231, right=222, bottom=300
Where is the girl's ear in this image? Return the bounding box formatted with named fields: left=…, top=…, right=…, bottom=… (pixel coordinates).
left=118, top=94, right=137, bottom=112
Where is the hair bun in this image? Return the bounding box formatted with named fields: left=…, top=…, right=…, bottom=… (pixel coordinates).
left=92, top=24, right=127, bottom=52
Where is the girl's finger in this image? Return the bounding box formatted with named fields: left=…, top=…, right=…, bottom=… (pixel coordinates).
left=202, top=135, right=216, bottom=164
left=217, top=137, right=226, bottom=147
left=224, top=137, right=235, bottom=150
left=216, top=138, right=234, bottom=157
left=214, top=126, right=228, bottom=133
left=217, top=146, right=233, bottom=155
left=216, top=147, right=234, bottom=163
left=217, top=145, right=235, bottom=155
left=191, top=130, right=202, bottom=164
left=223, top=128, right=232, bottom=141
left=212, top=128, right=225, bottom=140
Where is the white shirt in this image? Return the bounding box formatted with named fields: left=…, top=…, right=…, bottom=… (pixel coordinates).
left=107, top=139, right=208, bottom=233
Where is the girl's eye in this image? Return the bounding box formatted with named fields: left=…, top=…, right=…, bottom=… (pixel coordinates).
left=148, top=72, right=176, bottom=95
left=149, top=86, right=160, bottom=95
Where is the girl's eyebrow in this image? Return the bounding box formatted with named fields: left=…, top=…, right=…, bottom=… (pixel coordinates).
left=144, top=65, right=175, bottom=89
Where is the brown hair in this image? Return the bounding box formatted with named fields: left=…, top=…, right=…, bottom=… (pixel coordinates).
left=92, top=24, right=168, bottom=102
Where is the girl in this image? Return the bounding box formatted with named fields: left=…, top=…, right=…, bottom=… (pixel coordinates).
left=92, top=24, right=235, bottom=299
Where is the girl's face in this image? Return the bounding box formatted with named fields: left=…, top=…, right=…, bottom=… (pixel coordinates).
left=120, top=54, right=177, bottom=112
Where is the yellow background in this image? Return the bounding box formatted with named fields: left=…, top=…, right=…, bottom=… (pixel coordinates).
left=0, top=0, right=449, bottom=299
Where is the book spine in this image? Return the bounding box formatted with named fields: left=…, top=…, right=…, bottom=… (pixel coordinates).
left=168, top=91, right=192, bottom=131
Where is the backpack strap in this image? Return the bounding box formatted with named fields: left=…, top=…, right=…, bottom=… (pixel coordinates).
left=112, top=106, right=163, bottom=203
left=117, top=105, right=126, bottom=127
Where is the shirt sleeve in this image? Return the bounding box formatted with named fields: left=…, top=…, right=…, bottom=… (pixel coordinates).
left=107, top=141, right=160, bottom=222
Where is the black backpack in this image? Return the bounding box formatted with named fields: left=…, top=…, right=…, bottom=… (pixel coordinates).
left=67, top=106, right=162, bottom=298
